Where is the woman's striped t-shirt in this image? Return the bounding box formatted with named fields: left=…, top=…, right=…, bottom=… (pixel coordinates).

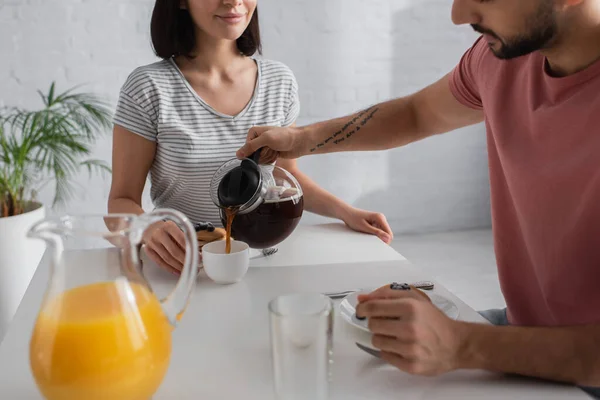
left=113, top=58, right=300, bottom=226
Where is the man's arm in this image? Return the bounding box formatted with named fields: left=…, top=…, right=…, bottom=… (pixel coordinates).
left=357, top=285, right=600, bottom=387
left=458, top=322, right=600, bottom=387
left=237, top=74, right=483, bottom=160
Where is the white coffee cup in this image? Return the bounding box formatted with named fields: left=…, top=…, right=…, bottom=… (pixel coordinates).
left=202, top=240, right=250, bottom=284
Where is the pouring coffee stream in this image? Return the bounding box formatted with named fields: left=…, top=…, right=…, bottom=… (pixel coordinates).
left=217, top=149, right=263, bottom=254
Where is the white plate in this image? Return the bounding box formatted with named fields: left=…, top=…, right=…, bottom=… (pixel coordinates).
left=340, top=290, right=460, bottom=334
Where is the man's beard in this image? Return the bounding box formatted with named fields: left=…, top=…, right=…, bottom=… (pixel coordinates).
left=471, top=3, right=558, bottom=60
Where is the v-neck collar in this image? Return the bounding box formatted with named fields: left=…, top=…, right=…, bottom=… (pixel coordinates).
left=168, top=57, right=262, bottom=121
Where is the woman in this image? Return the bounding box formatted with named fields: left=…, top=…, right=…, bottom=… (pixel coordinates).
left=109, top=0, right=393, bottom=274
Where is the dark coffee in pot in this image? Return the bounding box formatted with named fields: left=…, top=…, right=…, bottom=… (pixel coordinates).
left=220, top=195, right=303, bottom=249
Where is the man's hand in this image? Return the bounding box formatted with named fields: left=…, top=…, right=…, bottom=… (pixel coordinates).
left=236, top=126, right=305, bottom=161
left=356, top=284, right=465, bottom=376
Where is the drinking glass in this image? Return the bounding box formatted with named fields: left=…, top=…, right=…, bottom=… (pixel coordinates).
left=269, top=293, right=333, bottom=400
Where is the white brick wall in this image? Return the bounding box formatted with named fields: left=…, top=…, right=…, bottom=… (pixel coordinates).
left=0, top=0, right=490, bottom=233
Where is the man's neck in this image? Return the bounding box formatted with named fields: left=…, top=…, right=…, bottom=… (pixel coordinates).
left=542, top=3, right=600, bottom=77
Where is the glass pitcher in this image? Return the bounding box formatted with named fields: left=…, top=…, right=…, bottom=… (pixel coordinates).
left=26, top=209, right=198, bottom=400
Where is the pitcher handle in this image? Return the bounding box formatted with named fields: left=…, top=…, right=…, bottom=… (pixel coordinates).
left=140, top=209, right=198, bottom=326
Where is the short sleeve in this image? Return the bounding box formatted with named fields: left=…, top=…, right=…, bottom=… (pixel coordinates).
left=113, top=73, right=158, bottom=142
left=449, top=36, right=487, bottom=110
left=282, top=73, right=300, bottom=127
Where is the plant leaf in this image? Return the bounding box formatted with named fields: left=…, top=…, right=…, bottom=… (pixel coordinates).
left=0, top=82, right=113, bottom=214
left=80, top=159, right=112, bottom=179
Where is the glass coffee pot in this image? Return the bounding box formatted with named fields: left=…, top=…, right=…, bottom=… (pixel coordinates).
left=26, top=209, right=198, bottom=400
left=209, top=149, right=304, bottom=249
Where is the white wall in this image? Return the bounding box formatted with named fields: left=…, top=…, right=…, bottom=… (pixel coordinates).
left=0, top=0, right=491, bottom=234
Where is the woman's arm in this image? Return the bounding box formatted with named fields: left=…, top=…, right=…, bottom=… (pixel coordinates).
left=276, top=158, right=352, bottom=221
left=107, top=125, right=154, bottom=216
left=277, top=156, right=393, bottom=244
left=108, top=125, right=187, bottom=274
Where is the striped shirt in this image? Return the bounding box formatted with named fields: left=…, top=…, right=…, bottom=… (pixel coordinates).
left=113, top=58, right=300, bottom=226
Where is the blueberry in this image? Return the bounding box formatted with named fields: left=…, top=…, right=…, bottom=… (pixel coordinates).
left=194, top=222, right=215, bottom=232
left=390, top=282, right=410, bottom=291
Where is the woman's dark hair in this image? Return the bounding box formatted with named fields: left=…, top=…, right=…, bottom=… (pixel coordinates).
left=151, top=1, right=262, bottom=59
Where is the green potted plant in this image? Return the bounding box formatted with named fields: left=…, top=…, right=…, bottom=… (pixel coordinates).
left=0, top=82, right=111, bottom=335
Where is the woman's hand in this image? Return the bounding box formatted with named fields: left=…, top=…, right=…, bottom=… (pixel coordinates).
left=143, top=220, right=191, bottom=275
left=342, top=207, right=393, bottom=244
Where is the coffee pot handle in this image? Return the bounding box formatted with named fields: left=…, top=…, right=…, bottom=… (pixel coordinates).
left=250, top=147, right=262, bottom=164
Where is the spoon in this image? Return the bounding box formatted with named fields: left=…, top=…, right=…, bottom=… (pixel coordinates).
left=323, top=281, right=435, bottom=299
left=356, top=342, right=382, bottom=359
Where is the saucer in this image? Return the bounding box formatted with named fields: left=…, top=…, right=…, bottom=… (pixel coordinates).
left=249, top=248, right=262, bottom=259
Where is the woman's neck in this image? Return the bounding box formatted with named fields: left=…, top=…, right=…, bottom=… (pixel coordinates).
left=178, top=33, right=245, bottom=75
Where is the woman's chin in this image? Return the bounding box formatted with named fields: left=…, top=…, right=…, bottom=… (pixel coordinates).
left=210, top=27, right=249, bottom=42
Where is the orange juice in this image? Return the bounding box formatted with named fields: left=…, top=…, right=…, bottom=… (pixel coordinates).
left=30, top=281, right=172, bottom=400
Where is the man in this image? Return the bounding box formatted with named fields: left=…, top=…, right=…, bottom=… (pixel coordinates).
left=237, top=0, right=600, bottom=396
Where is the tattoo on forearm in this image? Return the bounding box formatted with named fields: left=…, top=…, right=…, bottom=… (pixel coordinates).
left=309, top=106, right=380, bottom=152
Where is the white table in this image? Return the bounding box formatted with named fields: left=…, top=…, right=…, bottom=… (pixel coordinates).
left=0, top=224, right=589, bottom=399
left=250, top=223, right=405, bottom=267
